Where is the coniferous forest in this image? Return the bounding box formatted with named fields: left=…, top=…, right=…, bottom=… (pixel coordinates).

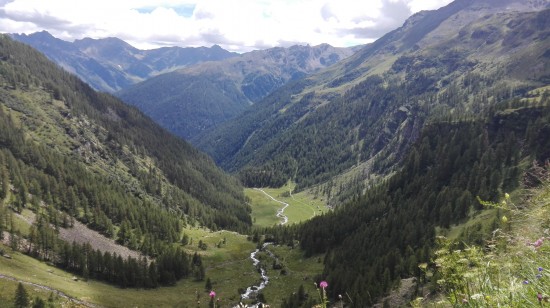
left=0, top=34, right=243, bottom=290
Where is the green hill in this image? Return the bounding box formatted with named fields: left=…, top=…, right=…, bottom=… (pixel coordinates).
left=0, top=33, right=251, bottom=246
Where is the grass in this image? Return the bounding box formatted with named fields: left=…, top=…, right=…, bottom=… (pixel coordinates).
left=0, top=229, right=258, bottom=307
left=0, top=279, right=69, bottom=308
left=260, top=245, right=325, bottom=305
left=247, top=181, right=328, bottom=228
left=0, top=224, right=325, bottom=307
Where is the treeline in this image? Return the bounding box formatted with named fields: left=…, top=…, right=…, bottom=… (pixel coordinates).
left=55, top=242, right=202, bottom=288
left=0, top=34, right=251, bottom=233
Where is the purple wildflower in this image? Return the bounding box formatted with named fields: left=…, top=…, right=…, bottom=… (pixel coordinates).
left=538, top=293, right=543, bottom=303
left=319, top=281, right=328, bottom=289
left=533, top=238, right=544, bottom=249
left=523, top=280, right=529, bottom=284
left=209, top=290, right=216, bottom=299
left=539, top=267, right=544, bottom=272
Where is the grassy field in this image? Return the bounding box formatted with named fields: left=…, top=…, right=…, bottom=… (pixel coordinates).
left=254, top=244, right=325, bottom=305
left=0, top=225, right=325, bottom=307
left=0, top=228, right=259, bottom=307
left=247, top=181, right=328, bottom=227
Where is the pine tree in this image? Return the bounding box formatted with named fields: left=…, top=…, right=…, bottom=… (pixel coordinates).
left=14, top=282, right=29, bottom=308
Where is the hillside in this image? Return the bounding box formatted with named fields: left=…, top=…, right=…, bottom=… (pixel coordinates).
left=0, top=34, right=251, bottom=240
left=117, top=44, right=356, bottom=140
left=195, top=1, right=550, bottom=201
left=10, top=31, right=237, bottom=93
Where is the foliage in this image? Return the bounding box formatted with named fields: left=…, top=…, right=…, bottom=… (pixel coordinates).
left=427, top=176, right=550, bottom=307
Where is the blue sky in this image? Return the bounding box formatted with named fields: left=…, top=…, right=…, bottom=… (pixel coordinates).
left=0, top=0, right=453, bottom=52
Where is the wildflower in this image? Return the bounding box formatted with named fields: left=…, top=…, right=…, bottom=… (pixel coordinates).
left=538, top=293, right=543, bottom=303
left=209, top=290, right=216, bottom=299
left=533, top=238, right=544, bottom=248
left=505, top=193, right=510, bottom=199
left=537, top=274, right=542, bottom=279
left=539, top=267, right=544, bottom=272
left=462, top=298, right=468, bottom=303
left=523, top=280, right=529, bottom=284
left=319, top=281, right=328, bottom=289
left=501, top=215, right=508, bottom=223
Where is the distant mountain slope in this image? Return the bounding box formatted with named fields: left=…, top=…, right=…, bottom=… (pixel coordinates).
left=0, top=34, right=250, bottom=236
left=196, top=1, right=550, bottom=196
left=117, top=44, right=356, bottom=140
left=10, top=31, right=237, bottom=93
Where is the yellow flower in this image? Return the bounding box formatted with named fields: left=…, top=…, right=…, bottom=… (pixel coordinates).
left=501, top=216, right=508, bottom=223
left=505, top=193, right=510, bottom=199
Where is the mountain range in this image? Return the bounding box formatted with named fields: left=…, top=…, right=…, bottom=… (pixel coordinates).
left=10, top=31, right=237, bottom=93
left=12, top=31, right=357, bottom=141
left=195, top=0, right=550, bottom=201
left=117, top=43, right=356, bottom=140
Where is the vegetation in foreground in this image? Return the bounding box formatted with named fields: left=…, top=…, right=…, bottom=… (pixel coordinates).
left=418, top=168, right=550, bottom=307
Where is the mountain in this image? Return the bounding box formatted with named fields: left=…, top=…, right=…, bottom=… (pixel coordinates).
left=265, top=1, right=550, bottom=305
left=0, top=34, right=251, bottom=239
left=117, top=44, right=357, bottom=141
left=10, top=31, right=237, bottom=93
left=195, top=0, right=550, bottom=199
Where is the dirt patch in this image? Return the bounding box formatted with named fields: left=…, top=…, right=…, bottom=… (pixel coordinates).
left=374, top=277, right=418, bottom=307
left=58, top=220, right=142, bottom=260
left=8, top=211, right=142, bottom=260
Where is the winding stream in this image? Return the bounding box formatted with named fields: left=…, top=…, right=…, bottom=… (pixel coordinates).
left=238, top=189, right=288, bottom=306
left=240, top=242, right=272, bottom=301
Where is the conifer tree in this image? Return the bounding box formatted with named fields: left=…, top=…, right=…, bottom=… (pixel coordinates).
left=14, top=282, right=29, bottom=308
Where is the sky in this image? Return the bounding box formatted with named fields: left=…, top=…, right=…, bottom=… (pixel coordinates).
left=0, top=0, right=453, bottom=53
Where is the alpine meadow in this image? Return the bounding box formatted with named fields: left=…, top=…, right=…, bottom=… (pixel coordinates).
left=1, top=0, right=550, bottom=307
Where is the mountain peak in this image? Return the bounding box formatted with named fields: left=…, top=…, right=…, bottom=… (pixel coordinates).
left=11, top=32, right=238, bottom=92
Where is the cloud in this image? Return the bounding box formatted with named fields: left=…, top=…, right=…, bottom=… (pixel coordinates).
left=0, top=0, right=454, bottom=52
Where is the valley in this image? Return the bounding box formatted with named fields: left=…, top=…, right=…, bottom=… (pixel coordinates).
left=1, top=0, right=550, bottom=307
left=0, top=183, right=327, bottom=307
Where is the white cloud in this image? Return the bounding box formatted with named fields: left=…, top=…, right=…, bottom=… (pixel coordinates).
left=0, top=0, right=454, bottom=52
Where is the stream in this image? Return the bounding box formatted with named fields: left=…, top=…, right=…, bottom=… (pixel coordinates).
left=237, top=189, right=288, bottom=307
left=254, top=188, right=289, bottom=225
left=240, top=242, right=272, bottom=302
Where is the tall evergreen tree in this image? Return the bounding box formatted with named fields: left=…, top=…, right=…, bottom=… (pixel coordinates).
left=14, top=282, right=29, bottom=308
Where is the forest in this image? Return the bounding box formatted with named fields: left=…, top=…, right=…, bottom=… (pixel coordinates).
left=268, top=99, right=550, bottom=306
